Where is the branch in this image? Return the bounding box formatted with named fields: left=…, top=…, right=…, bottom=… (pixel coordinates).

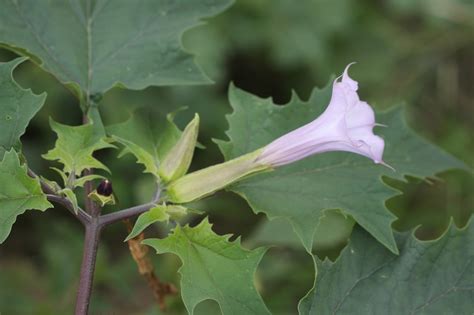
left=47, top=194, right=91, bottom=225
left=82, top=113, right=101, bottom=218
left=75, top=219, right=102, bottom=315
left=74, top=106, right=104, bottom=315
left=28, top=168, right=90, bottom=225
left=83, top=168, right=100, bottom=216
left=27, top=168, right=55, bottom=194
left=98, top=188, right=161, bottom=228
left=99, top=202, right=155, bottom=227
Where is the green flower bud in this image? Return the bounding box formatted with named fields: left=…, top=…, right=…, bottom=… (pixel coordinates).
left=166, top=149, right=271, bottom=203
left=158, top=114, right=200, bottom=182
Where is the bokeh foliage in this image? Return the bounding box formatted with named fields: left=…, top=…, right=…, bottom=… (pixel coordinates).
left=0, top=0, right=473, bottom=313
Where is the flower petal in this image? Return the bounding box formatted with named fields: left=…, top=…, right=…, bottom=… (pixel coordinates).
left=342, top=62, right=358, bottom=91
left=257, top=63, right=388, bottom=168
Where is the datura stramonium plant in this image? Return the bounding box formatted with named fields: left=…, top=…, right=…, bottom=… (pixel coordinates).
left=166, top=64, right=389, bottom=204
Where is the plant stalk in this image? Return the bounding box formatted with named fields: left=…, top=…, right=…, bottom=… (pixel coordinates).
left=74, top=111, right=103, bottom=314
left=75, top=219, right=102, bottom=315
left=99, top=202, right=156, bottom=227
left=46, top=194, right=90, bottom=225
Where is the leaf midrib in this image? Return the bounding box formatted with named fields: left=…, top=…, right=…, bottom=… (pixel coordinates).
left=85, top=0, right=93, bottom=100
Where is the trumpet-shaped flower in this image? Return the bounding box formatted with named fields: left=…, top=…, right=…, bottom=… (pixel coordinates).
left=257, top=63, right=387, bottom=167
left=167, top=64, right=390, bottom=204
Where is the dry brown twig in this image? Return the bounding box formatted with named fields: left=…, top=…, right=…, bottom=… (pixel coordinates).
left=123, top=219, right=178, bottom=311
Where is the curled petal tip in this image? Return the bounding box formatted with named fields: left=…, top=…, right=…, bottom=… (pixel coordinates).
left=342, top=62, right=358, bottom=91
left=345, top=61, right=357, bottom=69
left=378, top=160, right=396, bottom=172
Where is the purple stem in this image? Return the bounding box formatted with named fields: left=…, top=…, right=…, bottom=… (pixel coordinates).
left=99, top=188, right=161, bottom=228
left=30, top=163, right=162, bottom=315
left=46, top=194, right=90, bottom=225
left=99, top=202, right=155, bottom=227
left=74, top=219, right=102, bottom=315
left=73, top=186, right=160, bottom=314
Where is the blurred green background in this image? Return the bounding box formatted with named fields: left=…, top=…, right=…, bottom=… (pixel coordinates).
left=0, top=0, right=473, bottom=314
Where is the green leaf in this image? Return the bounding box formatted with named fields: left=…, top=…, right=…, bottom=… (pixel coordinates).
left=60, top=188, right=79, bottom=214
left=143, top=218, right=270, bottom=315
left=0, top=57, right=46, bottom=159
left=106, top=109, right=183, bottom=176
left=125, top=205, right=169, bottom=241
left=87, top=105, right=107, bottom=139
left=43, top=118, right=114, bottom=177
left=0, top=150, right=52, bottom=243
left=73, top=174, right=105, bottom=188
left=50, top=167, right=70, bottom=187
left=249, top=210, right=354, bottom=252
left=217, top=84, right=466, bottom=254
left=299, top=221, right=474, bottom=314
left=125, top=204, right=189, bottom=241
left=0, top=0, right=234, bottom=98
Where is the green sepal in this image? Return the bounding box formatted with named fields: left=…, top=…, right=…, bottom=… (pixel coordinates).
left=88, top=190, right=116, bottom=207
left=158, top=114, right=200, bottom=182
left=166, top=150, right=271, bottom=204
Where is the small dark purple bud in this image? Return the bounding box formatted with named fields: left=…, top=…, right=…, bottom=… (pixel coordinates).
left=97, top=179, right=113, bottom=196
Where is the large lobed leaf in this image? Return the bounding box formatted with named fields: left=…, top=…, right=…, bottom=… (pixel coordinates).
left=0, top=57, right=46, bottom=159
left=217, top=84, right=466, bottom=254
left=299, top=221, right=474, bottom=314
left=143, top=218, right=270, bottom=315
left=0, top=0, right=234, bottom=98
left=0, top=150, right=52, bottom=243
left=43, top=118, right=114, bottom=177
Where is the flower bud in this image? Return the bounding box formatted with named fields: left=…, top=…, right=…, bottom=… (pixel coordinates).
left=166, top=150, right=270, bottom=203
left=158, top=114, right=200, bottom=182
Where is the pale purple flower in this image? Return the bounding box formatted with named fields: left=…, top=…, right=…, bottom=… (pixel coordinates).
left=257, top=63, right=390, bottom=168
